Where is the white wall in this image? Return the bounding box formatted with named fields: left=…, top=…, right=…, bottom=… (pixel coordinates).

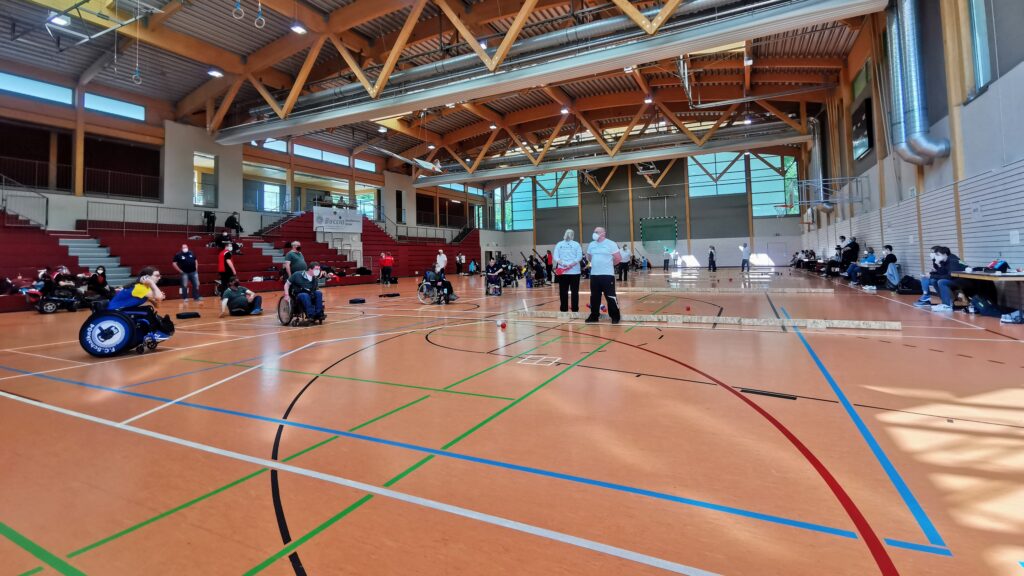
left=162, top=121, right=250, bottom=230
left=382, top=170, right=414, bottom=225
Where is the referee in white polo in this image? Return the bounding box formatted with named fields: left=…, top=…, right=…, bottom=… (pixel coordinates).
left=585, top=226, right=622, bottom=324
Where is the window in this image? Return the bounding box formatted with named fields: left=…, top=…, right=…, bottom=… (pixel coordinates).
left=688, top=153, right=747, bottom=197
left=534, top=170, right=578, bottom=208
left=354, top=158, right=375, bottom=172
left=467, top=185, right=483, bottom=195
left=324, top=151, right=349, bottom=166
left=293, top=143, right=350, bottom=166
left=441, top=183, right=464, bottom=193
left=968, top=0, right=993, bottom=94
left=0, top=72, right=72, bottom=105
left=749, top=154, right=799, bottom=217
left=263, top=184, right=282, bottom=213
left=262, top=139, right=288, bottom=153
left=193, top=152, right=217, bottom=207
left=506, top=178, right=533, bottom=231
left=84, top=93, right=145, bottom=121
left=355, top=182, right=379, bottom=220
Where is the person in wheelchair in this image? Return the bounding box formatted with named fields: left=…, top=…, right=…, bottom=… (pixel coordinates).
left=284, top=262, right=325, bottom=324
left=485, top=258, right=502, bottom=296
left=219, top=278, right=263, bottom=317
left=107, top=267, right=171, bottom=342
left=432, top=264, right=458, bottom=303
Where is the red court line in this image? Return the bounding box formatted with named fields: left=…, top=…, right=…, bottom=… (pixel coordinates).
left=555, top=327, right=900, bottom=576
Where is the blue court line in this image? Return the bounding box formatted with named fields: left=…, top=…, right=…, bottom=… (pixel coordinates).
left=884, top=539, right=953, bottom=556
left=0, top=361, right=859, bottom=542
left=121, top=315, right=453, bottom=390
left=0, top=361, right=958, bottom=556
left=780, top=307, right=947, bottom=548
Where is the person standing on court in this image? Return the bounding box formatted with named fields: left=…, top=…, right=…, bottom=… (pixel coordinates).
left=436, top=249, right=448, bottom=273
left=708, top=245, right=717, bottom=272
left=662, top=246, right=670, bottom=271
left=283, top=241, right=306, bottom=278
left=553, top=229, right=583, bottom=312
left=172, top=243, right=201, bottom=301
left=739, top=242, right=751, bottom=272
left=380, top=252, right=394, bottom=284
left=618, top=243, right=631, bottom=282
left=455, top=252, right=465, bottom=275
left=217, top=241, right=237, bottom=295
left=586, top=227, right=622, bottom=324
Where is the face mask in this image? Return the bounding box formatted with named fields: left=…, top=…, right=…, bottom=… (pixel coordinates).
left=182, top=248, right=189, bottom=253
left=592, top=232, right=600, bottom=241
left=311, top=269, right=321, bottom=277
left=295, top=246, right=302, bottom=252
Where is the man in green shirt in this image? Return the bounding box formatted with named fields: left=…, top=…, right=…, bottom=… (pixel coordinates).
left=284, top=262, right=324, bottom=322
left=283, top=241, right=307, bottom=277
left=219, top=279, right=263, bottom=317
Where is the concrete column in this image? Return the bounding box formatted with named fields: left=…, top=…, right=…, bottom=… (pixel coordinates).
left=73, top=90, right=85, bottom=196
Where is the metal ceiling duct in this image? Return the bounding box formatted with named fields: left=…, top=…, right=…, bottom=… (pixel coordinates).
left=414, top=129, right=811, bottom=187
left=886, top=6, right=930, bottom=165
left=218, top=0, right=888, bottom=145
left=807, top=117, right=834, bottom=213
left=438, top=121, right=794, bottom=171
left=896, top=0, right=950, bottom=160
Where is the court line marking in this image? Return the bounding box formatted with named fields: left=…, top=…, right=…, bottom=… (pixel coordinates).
left=2, top=349, right=89, bottom=365
left=0, top=315, right=371, bottom=384
left=0, top=521, right=86, bottom=576
left=781, top=306, right=947, bottom=549
left=0, top=357, right=867, bottom=543
left=883, top=539, right=953, bottom=556
left=0, top=390, right=719, bottom=576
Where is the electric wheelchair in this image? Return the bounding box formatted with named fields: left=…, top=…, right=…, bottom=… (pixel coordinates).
left=79, top=304, right=175, bottom=357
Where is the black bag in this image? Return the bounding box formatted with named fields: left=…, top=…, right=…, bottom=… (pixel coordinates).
left=176, top=311, right=201, bottom=319
left=349, top=298, right=366, bottom=304
left=969, top=295, right=1008, bottom=318
left=896, top=275, right=922, bottom=295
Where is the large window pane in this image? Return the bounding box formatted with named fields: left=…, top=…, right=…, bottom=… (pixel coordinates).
left=968, top=0, right=993, bottom=93
left=0, top=72, right=72, bottom=105
left=84, top=93, right=145, bottom=121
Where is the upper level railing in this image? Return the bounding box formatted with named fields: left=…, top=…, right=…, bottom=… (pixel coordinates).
left=84, top=201, right=235, bottom=236
left=1, top=174, right=48, bottom=229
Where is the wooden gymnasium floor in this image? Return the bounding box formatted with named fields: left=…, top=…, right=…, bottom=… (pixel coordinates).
left=1, top=268, right=1022, bottom=576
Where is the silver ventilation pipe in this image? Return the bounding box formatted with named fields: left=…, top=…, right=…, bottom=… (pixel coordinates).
left=249, top=0, right=743, bottom=117
left=886, top=7, right=929, bottom=165
left=808, top=117, right=834, bottom=212
left=897, top=0, right=950, bottom=160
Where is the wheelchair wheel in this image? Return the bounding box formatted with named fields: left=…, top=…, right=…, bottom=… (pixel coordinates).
left=277, top=296, right=293, bottom=326
left=39, top=300, right=59, bottom=314
left=79, top=311, right=136, bottom=357
left=416, top=283, right=435, bottom=305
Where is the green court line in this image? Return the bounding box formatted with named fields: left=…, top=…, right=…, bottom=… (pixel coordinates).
left=1, top=522, right=87, bottom=576
left=244, top=341, right=610, bottom=574
left=17, top=395, right=432, bottom=574
left=181, top=358, right=515, bottom=401
left=650, top=297, right=677, bottom=316
left=443, top=336, right=561, bottom=389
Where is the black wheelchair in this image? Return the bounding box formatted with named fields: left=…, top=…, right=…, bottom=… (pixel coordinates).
left=79, top=305, right=175, bottom=357
left=277, top=288, right=325, bottom=326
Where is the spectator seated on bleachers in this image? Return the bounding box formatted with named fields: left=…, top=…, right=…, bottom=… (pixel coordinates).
left=854, top=245, right=898, bottom=289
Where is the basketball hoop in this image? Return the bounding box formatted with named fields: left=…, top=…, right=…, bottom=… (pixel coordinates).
left=773, top=204, right=792, bottom=218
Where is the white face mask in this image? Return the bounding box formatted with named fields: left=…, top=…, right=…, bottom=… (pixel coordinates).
left=592, top=232, right=600, bottom=241
left=182, top=247, right=189, bottom=253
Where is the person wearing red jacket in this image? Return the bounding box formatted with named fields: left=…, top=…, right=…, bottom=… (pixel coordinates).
left=380, top=252, right=395, bottom=284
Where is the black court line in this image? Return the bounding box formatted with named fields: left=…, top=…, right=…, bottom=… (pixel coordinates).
left=269, top=331, right=410, bottom=576
left=765, top=293, right=787, bottom=333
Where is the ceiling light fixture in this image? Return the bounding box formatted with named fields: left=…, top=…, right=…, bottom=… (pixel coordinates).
left=743, top=115, right=752, bottom=125
left=290, top=22, right=307, bottom=34
left=743, top=57, right=754, bottom=66
left=445, top=103, right=456, bottom=109
left=480, top=41, right=488, bottom=50
left=489, top=124, right=497, bottom=130
left=207, top=68, right=224, bottom=78
left=560, top=107, right=569, bottom=115
left=623, top=66, right=634, bottom=74
left=377, top=126, right=387, bottom=133
left=427, top=144, right=436, bottom=150
left=643, top=95, right=653, bottom=104
left=48, top=12, right=69, bottom=26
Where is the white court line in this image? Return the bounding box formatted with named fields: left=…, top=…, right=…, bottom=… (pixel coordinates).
left=118, top=340, right=319, bottom=426
left=3, top=349, right=89, bottom=365
left=0, top=390, right=716, bottom=576
left=0, top=315, right=373, bottom=384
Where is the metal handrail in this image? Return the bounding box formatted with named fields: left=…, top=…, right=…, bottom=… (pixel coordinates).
left=1, top=174, right=49, bottom=228
left=84, top=200, right=236, bottom=237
